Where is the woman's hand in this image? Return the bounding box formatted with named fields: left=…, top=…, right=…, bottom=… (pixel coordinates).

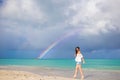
left=83, top=60, right=85, bottom=64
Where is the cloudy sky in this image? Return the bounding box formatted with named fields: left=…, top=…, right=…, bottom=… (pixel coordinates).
left=0, top=0, right=120, bottom=59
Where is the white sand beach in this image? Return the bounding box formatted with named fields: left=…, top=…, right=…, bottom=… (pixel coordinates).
left=0, top=66, right=120, bottom=80
left=0, top=70, right=74, bottom=80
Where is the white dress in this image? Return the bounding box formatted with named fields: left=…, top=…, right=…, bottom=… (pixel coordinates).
left=75, top=53, right=83, bottom=62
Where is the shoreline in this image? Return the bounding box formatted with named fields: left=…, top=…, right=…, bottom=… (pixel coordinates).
left=0, top=65, right=120, bottom=71
left=0, top=65, right=120, bottom=80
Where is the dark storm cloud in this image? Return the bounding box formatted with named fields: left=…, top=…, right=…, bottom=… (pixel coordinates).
left=0, top=0, right=120, bottom=58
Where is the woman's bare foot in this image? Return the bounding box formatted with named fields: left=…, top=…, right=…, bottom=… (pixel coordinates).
left=73, top=74, right=76, bottom=78
left=81, top=76, right=84, bottom=80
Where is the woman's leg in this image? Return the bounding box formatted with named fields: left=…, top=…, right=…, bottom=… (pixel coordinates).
left=73, top=64, right=78, bottom=78
left=79, top=65, right=84, bottom=79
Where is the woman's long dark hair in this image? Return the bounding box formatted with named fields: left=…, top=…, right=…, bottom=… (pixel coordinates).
left=75, top=46, right=80, bottom=56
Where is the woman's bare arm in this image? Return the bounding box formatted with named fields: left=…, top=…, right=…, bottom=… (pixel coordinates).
left=82, top=57, right=85, bottom=64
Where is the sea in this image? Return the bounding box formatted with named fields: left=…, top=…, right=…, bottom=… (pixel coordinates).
left=0, top=59, right=120, bottom=70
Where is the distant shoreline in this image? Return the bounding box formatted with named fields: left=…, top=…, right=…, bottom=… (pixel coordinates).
left=0, top=65, right=120, bottom=71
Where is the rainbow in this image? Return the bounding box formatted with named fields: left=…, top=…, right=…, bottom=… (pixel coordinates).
left=38, top=29, right=80, bottom=59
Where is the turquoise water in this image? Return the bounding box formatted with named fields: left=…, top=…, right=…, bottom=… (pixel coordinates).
left=0, top=59, right=120, bottom=70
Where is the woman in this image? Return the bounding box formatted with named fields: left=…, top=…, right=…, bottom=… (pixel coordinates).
left=73, top=47, right=85, bottom=79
